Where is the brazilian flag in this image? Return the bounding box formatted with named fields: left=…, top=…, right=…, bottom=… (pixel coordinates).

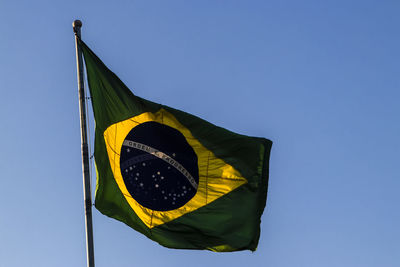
left=79, top=39, right=272, bottom=252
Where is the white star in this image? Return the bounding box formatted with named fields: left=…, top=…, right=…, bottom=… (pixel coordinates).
left=155, top=184, right=159, bottom=188
left=142, top=162, right=146, bottom=166
left=127, top=148, right=130, bottom=152
left=172, top=153, right=176, bottom=157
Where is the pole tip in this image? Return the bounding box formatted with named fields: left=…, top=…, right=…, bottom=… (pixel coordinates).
left=73, top=20, right=82, bottom=32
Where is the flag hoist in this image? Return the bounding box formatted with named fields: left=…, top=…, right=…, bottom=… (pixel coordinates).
left=73, top=20, right=95, bottom=267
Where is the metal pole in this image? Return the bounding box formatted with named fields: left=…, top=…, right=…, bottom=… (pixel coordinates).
left=73, top=19, right=95, bottom=267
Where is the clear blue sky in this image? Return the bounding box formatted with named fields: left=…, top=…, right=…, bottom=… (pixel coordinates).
left=0, top=1, right=399, bottom=266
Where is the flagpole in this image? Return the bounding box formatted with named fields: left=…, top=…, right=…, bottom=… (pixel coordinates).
left=73, top=19, right=95, bottom=267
